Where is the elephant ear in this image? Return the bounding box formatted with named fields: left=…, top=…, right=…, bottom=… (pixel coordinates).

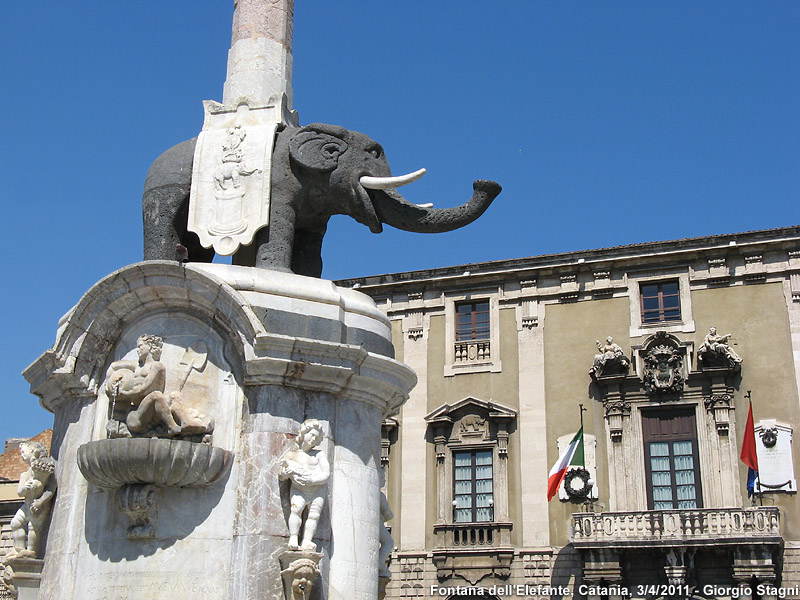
left=289, top=126, right=349, bottom=173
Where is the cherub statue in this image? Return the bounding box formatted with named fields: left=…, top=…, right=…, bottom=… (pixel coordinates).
left=6, top=441, right=56, bottom=560
left=279, top=419, right=330, bottom=551
left=105, top=334, right=213, bottom=438
left=589, top=336, right=630, bottom=378
left=698, top=327, right=742, bottom=367
left=378, top=469, right=394, bottom=580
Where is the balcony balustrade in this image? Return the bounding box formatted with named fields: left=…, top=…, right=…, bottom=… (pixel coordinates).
left=454, top=339, right=491, bottom=363
left=433, top=521, right=512, bottom=548
left=572, top=507, right=780, bottom=548
left=431, top=522, right=515, bottom=582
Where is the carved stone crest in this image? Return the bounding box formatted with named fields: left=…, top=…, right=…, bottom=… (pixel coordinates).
left=188, top=99, right=282, bottom=256
left=642, top=332, right=685, bottom=395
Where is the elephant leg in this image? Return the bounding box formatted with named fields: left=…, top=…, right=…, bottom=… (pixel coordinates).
left=254, top=199, right=296, bottom=272
left=142, top=137, right=213, bottom=262
left=143, top=184, right=188, bottom=261
left=291, top=228, right=326, bottom=278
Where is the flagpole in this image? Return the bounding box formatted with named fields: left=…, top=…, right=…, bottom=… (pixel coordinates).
left=741, top=390, right=762, bottom=507
left=578, top=404, right=595, bottom=511
left=578, top=404, right=587, bottom=468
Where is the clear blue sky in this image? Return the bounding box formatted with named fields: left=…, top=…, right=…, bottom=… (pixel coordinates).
left=1, top=2, right=797, bottom=439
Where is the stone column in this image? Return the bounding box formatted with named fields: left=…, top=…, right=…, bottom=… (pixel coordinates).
left=516, top=297, right=549, bottom=546
left=224, top=0, right=294, bottom=107
left=397, top=306, right=429, bottom=550
left=601, top=379, right=635, bottom=511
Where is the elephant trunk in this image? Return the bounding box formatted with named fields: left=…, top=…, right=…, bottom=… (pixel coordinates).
left=371, top=180, right=501, bottom=233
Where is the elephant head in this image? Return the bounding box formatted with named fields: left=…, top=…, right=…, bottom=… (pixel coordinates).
left=142, top=123, right=501, bottom=277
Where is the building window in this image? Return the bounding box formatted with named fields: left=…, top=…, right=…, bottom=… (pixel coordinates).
left=453, top=300, right=492, bottom=364
left=454, top=450, right=493, bottom=522
left=642, top=408, right=702, bottom=510
left=640, top=281, right=681, bottom=323
left=445, top=295, right=502, bottom=376
left=456, top=301, right=490, bottom=341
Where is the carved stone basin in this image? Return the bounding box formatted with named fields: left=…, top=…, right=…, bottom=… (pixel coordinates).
left=77, top=438, right=233, bottom=489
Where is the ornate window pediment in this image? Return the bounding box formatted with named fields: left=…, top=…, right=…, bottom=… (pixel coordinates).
left=425, top=398, right=516, bottom=455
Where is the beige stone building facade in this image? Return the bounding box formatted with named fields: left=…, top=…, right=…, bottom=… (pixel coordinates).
left=338, top=226, right=800, bottom=600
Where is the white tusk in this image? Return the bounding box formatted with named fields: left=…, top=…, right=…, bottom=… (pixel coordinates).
left=359, top=168, right=426, bottom=190
left=415, top=203, right=434, bottom=208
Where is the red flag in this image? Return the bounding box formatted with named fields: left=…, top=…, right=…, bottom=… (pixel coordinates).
left=740, top=401, right=759, bottom=472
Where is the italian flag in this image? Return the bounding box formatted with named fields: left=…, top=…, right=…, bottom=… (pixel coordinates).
left=547, top=427, right=584, bottom=501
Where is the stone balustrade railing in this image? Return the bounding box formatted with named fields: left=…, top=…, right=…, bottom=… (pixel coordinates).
left=454, top=339, right=491, bottom=362
left=433, top=522, right=513, bottom=548
left=572, top=507, right=780, bottom=546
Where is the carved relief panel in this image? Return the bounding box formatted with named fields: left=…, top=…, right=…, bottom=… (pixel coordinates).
left=96, top=314, right=239, bottom=448
left=78, top=313, right=239, bottom=539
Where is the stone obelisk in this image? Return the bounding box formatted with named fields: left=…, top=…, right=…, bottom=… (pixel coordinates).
left=223, top=0, right=294, bottom=108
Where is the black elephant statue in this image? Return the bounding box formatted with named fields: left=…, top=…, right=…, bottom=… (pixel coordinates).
left=142, top=123, right=501, bottom=278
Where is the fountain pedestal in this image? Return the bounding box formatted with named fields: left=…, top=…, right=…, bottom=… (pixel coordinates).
left=24, top=262, right=415, bottom=600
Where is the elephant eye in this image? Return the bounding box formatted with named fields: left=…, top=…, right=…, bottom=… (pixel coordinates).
left=322, top=143, right=341, bottom=157
left=367, top=144, right=383, bottom=159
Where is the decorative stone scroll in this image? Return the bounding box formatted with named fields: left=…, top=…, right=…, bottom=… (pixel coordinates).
left=188, top=99, right=284, bottom=256
left=704, top=393, right=733, bottom=435
left=117, top=484, right=160, bottom=540
left=603, top=400, right=631, bottom=442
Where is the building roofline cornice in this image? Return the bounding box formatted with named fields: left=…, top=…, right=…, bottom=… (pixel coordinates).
left=336, top=225, right=800, bottom=291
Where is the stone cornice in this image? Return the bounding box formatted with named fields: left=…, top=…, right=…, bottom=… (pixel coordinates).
left=336, top=225, right=800, bottom=293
